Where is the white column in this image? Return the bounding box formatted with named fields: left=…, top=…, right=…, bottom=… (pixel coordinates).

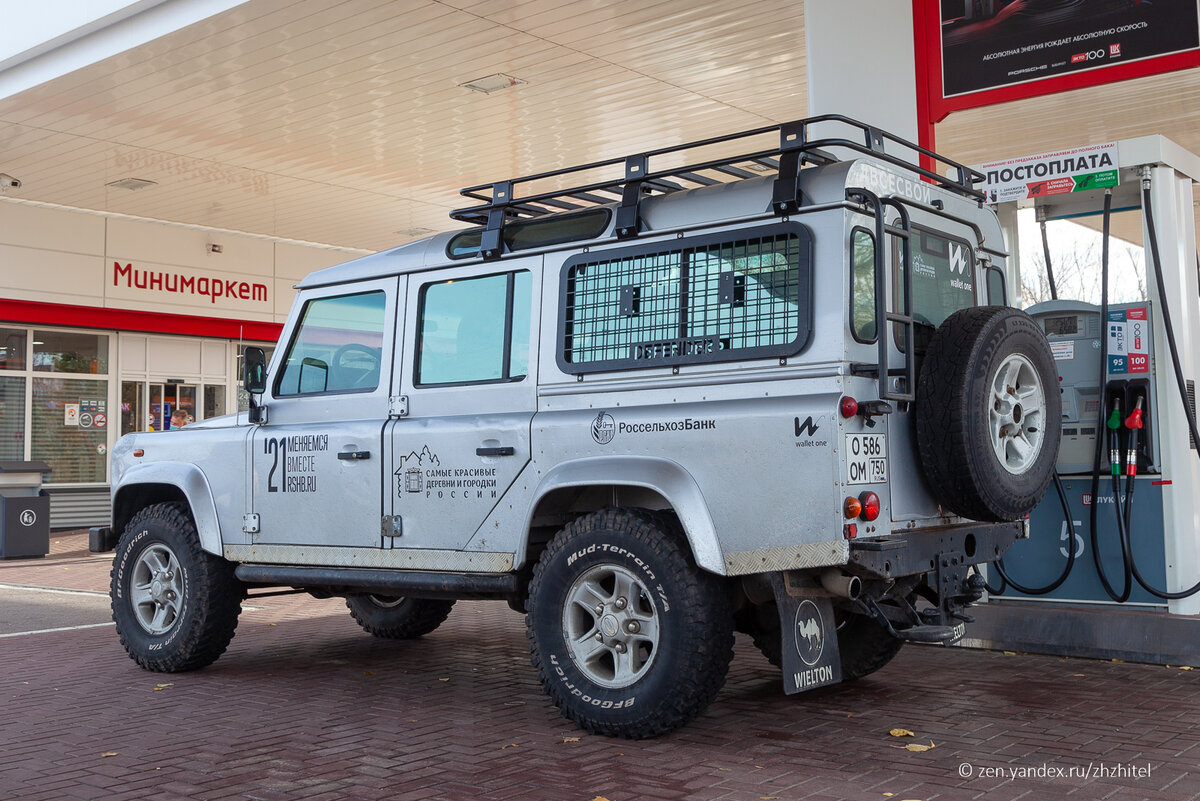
left=1144, top=166, right=1200, bottom=615
left=804, top=0, right=919, bottom=144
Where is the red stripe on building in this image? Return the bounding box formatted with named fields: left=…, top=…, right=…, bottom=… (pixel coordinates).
left=0, top=298, right=283, bottom=343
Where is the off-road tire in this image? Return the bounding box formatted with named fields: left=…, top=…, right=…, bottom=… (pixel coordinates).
left=751, top=603, right=903, bottom=681
left=526, top=508, right=734, bottom=739
left=110, top=502, right=243, bottom=672
left=345, top=595, right=455, bottom=638
left=916, top=306, right=1061, bottom=521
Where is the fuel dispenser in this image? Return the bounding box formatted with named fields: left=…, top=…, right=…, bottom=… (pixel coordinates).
left=1000, top=299, right=1170, bottom=606
left=966, top=135, right=1200, bottom=661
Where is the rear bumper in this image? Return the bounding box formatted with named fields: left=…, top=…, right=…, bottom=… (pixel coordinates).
left=846, top=520, right=1025, bottom=580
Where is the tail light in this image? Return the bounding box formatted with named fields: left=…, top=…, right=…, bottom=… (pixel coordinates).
left=839, top=396, right=859, bottom=418
left=843, top=496, right=862, bottom=518
left=859, top=491, right=881, bottom=521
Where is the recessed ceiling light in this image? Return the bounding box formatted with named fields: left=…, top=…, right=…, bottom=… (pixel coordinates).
left=459, top=73, right=526, bottom=94
left=106, top=178, right=157, bottom=191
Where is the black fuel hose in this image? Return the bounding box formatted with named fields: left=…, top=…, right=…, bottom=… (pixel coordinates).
left=1089, top=191, right=1133, bottom=602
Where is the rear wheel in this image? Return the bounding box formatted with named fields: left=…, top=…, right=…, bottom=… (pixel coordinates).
left=526, top=508, right=734, bottom=739
left=345, top=595, right=455, bottom=639
left=110, top=502, right=243, bottom=672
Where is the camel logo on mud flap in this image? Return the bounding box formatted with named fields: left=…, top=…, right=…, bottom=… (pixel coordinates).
left=794, top=599, right=825, bottom=667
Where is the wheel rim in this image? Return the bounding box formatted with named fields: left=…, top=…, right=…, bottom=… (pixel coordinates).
left=366, top=595, right=404, bottom=608
left=988, top=352, right=1047, bottom=475
left=131, top=543, right=184, bottom=635
left=562, top=564, right=660, bottom=689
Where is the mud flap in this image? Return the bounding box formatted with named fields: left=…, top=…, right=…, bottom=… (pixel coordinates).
left=770, top=576, right=842, bottom=695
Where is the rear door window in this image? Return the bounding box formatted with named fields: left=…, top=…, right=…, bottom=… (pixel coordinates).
left=894, top=226, right=974, bottom=350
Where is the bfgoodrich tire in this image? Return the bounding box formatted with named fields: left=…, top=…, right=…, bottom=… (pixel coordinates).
left=916, top=306, right=1062, bottom=521
left=110, top=502, right=243, bottom=672
left=346, top=595, right=455, bottom=638
left=526, top=508, right=734, bottom=739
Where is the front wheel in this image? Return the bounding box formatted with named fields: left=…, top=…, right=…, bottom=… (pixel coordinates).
left=110, top=503, right=243, bottom=672
left=526, top=508, right=734, bottom=739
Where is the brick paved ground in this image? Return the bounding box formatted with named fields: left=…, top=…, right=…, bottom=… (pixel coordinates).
left=3, top=532, right=1200, bottom=801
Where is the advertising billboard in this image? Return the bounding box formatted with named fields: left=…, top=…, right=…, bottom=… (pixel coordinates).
left=939, top=0, right=1200, bottom=99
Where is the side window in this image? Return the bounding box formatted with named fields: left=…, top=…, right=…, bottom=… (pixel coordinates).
left=850, top=228, right=876, bottom=342
left=560, top=224, right=813, bottom=373
left=416, top=270, right=532, bottom=385
left=276, top=291, right=386, bottom=396
left=987, top=266, right=1007, bottom=305
left=894, top=227, right=975, bottom=350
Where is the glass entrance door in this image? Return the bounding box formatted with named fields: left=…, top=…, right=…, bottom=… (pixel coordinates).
left=149, top=383, right=197, bottom=430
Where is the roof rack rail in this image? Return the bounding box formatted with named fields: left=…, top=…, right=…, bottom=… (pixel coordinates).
left=450, top=114, right=986, bottom=259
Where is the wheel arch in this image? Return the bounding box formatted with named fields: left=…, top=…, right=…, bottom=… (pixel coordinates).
left=518, top=456, right=724, bottom=575
left=112, top=463, right=223, bottom=555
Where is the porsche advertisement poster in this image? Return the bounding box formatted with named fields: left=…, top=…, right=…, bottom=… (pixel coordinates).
left=941, top=0, right=1200, bottom=97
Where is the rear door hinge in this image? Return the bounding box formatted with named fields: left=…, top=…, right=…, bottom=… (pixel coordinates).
left=242, top=513, right=260, bottom=534
left=389, top=395, right=409, bottom=417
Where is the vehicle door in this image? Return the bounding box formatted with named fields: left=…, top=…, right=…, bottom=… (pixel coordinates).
left=251, top=277, right=400, bottom=547
left=387, top=261, right=538, bottom=552
left=885, top=218, right=983, bottom=519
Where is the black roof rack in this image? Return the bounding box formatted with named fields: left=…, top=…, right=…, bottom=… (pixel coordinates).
left=450, top=114, right=986, bottom=260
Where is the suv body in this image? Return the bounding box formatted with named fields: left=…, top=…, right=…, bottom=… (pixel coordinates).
left=100, top=117, right=1060, bottom=738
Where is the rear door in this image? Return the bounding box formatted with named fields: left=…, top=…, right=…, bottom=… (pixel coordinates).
left=387, top=261, right=539, bottom=552
left=887, top=222, right=981, bottom=520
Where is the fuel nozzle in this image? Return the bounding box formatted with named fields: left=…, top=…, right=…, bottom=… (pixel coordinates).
left=1124, top=395, right=1145, bottom=476
left=1108, top=397, right=1123, bottom=477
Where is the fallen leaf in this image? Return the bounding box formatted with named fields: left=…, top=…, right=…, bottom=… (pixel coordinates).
left=883, top=794, right=895, bottom=798
left=438, top=677, right=450, bottom=682
left=1003, top=650, right=1017, bottom=656
left=501, top=743, right=518, bottom=750
left=889, top=740, right=936, bottom=752
left=1181, top=666, right=1194, bottom=671
left=268, top=623, right=277, bottom=627
left=591, top=797, right=612, bottom=801
left=761, top=797, right=778, bottom=800
left=562, top=737, right=582, bottom=743
left=754, top=765, right=764, bottom=769
left=1112, top=658, right=1124, bottom=663
left=363, top=671, right=374, bottom=676
left=101, top=752, right=118, bottom=758
left=889, top=728, right=915, bottom=738
left=1072, top=673, right=1085, bottom=677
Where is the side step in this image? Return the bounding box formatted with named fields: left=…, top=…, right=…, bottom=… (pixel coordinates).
left=895, top=623, right=965, bottom=644
left=233, top=564, right=519, bottom=600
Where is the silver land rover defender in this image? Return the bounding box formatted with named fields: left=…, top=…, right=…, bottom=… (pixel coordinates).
left=97, top=116, right=1061, bottom=739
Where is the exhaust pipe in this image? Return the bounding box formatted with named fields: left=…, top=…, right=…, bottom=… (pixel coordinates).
left=820, top=569, right=861, bottom=600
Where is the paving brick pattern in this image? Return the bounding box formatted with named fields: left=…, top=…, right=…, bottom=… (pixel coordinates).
left=2, top=533, right=1200, bottom=801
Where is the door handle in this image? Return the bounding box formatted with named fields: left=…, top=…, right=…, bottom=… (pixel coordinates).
left=476, top=446, right=515, bottom=457
left=337, top=450, right=371, bottom=460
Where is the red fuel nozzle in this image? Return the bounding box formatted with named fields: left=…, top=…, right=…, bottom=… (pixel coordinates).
left=1125, top=397, right=1145, bottom=431
left=1125, top=396, right=1144, bottom=476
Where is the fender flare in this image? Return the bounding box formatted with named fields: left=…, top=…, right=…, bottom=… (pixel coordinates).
left=113, top=462, right=223, bottom=556
left=521, top=455, right=725, bottom=575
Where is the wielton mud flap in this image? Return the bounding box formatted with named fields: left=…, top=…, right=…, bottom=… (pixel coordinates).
left=770, top=576, right=842, bottom=695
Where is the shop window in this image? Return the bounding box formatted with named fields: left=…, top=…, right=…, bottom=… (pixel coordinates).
left=205, top=385, right=226, bottom=419
left=0, top=376, right=25, bottom=461
left=33, top=331, right=109, bottom=374
left=32, top=377, right=108, bottom=483
left=416, top=271, right=531, bottom=385
left=0, top=328, right=26, bottom=370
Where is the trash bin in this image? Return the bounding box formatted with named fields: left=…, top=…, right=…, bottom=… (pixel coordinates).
left=0, top=461, right=52, bottom=559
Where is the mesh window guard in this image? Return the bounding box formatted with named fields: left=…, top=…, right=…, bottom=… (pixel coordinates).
left=560, top=224, right=812, bottom=373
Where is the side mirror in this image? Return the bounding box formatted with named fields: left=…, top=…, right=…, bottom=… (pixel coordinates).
left=243, top=347, right=267, bottom=395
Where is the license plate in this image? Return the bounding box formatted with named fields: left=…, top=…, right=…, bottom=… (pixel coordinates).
left=845, top=433, right=887, bottom=485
